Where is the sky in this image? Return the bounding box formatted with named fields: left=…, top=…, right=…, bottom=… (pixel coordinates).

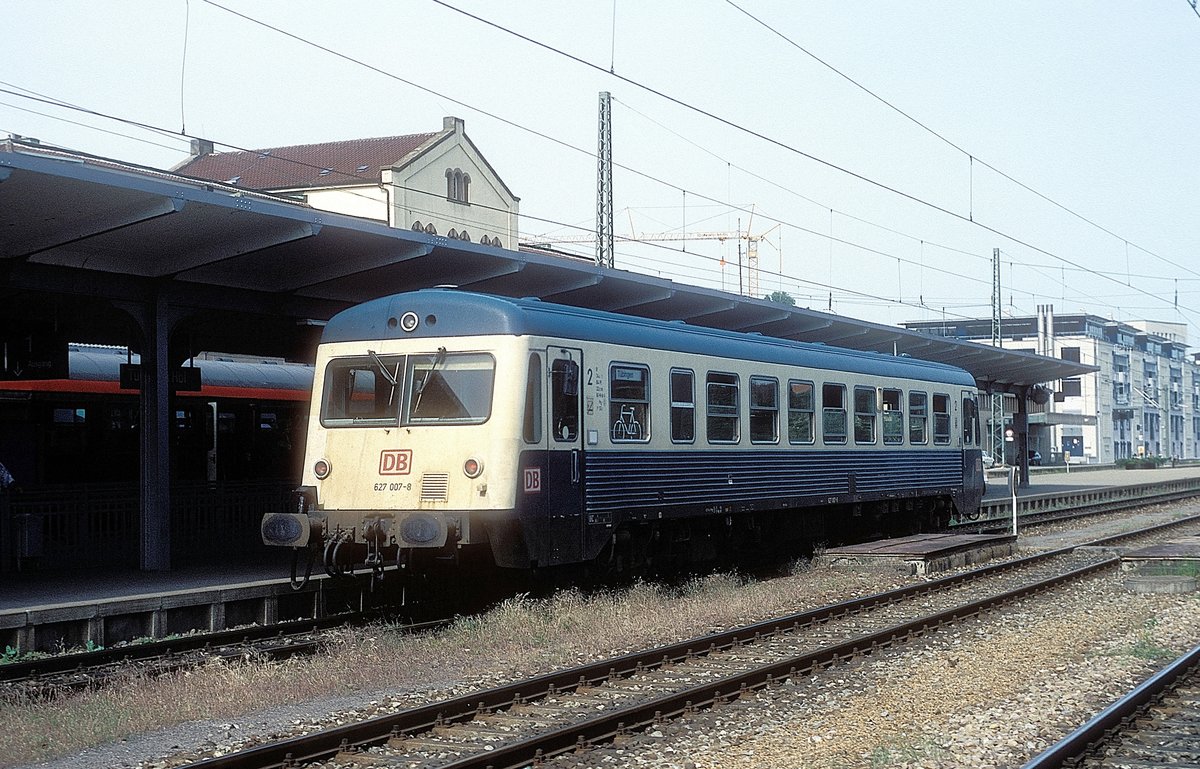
left=3, top=1, right=1199, bottom=341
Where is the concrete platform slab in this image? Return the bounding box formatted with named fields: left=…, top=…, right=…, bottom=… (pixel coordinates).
left=1120, top=536, right=1200, bottom=580
left=1124, top=575, right=1197, bottom=594
left=815, top=533, right=1017, bottom=576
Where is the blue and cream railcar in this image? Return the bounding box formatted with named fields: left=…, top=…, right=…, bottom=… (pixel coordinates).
left=262, top=290, right=985, bottom=573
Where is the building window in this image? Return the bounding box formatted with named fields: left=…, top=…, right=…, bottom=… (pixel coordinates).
left=446, top=168, right=471, bottom=203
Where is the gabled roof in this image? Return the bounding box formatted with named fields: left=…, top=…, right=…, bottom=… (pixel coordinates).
left=173, top=132, right=441, bottom=190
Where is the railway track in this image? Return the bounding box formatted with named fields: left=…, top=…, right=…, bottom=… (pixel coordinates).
left=5, top=492, right=1195, bottom=700
left=177, top=516, right=1200, bottom=769
left=0, top=615, right=450, bottom=698
left=1023, top=642, right=1200, bottom=768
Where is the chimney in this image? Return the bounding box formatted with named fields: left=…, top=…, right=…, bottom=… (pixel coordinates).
left=189, top=138, right=214, bottom=158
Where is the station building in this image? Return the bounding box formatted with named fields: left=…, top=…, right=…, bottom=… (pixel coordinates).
left=904, top=306, right=1199, bottom=465
left=174, top=116, right=520, bottom=248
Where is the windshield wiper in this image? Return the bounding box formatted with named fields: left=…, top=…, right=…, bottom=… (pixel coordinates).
left=412, top=346, right=447, bottom=416
left=367, top=350, right=402, bottom=407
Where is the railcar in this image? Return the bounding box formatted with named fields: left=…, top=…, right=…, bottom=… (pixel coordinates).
left=263, top=290, right=985, bottom=577
left=0, top=345, right=311, bottom=485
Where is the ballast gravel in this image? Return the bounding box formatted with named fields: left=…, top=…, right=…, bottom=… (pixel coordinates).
left=578, top=577, right=1200, bottom=769
left=8, top=503, right=1200, bottom=769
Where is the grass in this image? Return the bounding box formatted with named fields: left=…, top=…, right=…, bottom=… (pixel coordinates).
left=868, top=739, right=948, bottom=767
left=0, top=566, right=895, bottom=767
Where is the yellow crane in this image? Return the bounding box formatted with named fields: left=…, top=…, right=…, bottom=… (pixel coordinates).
left=529, top=213, right=778, bottom=298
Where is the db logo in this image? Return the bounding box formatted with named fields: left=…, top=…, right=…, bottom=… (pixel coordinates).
left=379, top=449, right=413, bottom=475
left=523, top=468, right=542, bottom=493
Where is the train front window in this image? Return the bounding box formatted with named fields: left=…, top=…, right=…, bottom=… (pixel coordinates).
left=405, top=352, right=495, bottom=424
left=321, top=355, right=404, bottom=426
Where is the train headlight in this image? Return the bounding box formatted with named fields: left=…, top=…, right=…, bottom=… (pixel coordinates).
left=463, top=457, right=483, bottom=478
left=313, top=458, right=331, bottom=480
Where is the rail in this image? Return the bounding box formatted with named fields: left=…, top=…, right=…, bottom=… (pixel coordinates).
left=1021, top=642, right=1200, bottom=768
left=975, top=475, right=1200, bottom=523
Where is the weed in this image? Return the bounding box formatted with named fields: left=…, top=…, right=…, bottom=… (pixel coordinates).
left=868, top=739, right=947, bottom=767
left=1126, top=618, right=1174, bottom=661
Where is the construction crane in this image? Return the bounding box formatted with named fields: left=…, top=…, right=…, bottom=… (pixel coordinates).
left=528, top=215, right=777, bottom=298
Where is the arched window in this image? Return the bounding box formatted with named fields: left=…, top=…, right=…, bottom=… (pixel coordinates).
left=412, top=221, right=424, bottom=232
left=458, top=230, right=471, bottom=242
left=447, top=228, right=459, bottom=239
left=424, top=223, right=437, bottom=235
left=445, top=168, right=470, bottom=204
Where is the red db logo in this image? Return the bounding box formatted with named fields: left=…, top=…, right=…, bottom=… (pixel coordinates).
left=379, top=449, right=413, bottom=475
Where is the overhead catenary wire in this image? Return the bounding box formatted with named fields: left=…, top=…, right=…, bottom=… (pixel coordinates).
left=2, top=2, right=1195, bottom=333
left=427, top=0, right=1200, bottom=329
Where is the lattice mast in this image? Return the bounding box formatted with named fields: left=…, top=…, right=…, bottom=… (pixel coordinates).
left=990, top=247, right=1005, bottom=464
left=596, top=91, right=614, bottom=268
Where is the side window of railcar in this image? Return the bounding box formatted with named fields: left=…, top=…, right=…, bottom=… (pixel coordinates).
left=405, top=352, right=496, bottom=424
left=853, top=386, right=876, bottom=444
left=523, top=353, right=542, bottom=444
left=670, top=369, right=695, bottom=443
left=962, top=393, right=979, bottom=447
left=550, top=357, right=579, bottom=442
left=822, top=383, right=847, bottom=444
left=932, top=392, right=952, bottom=445
left=787, top=380, right=815, bottom=444
left=909, top=391, right=928, bottom=444
left=882, top=388, right=904, bottom=445
left=706, top=372, right=740, bottom=444
left=610, top=364, right=650, bottom=442
left=749, top=376, right=779, bottom=444
left=321, top=356, right=403, bottom=426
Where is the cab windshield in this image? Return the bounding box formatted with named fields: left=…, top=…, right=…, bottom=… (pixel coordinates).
left=321, top=352, right=495, bottom=427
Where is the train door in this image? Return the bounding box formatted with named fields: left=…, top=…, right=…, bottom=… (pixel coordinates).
left=961, top=390, right=984, bottom=501
left=544, top=347, right=584, bottom=564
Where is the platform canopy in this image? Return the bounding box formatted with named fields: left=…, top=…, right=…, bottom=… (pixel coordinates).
left=0, top=142, right=1092, bottom=392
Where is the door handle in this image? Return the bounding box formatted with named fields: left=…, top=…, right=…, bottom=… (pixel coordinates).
left=571, top=449, right=580, bottom=484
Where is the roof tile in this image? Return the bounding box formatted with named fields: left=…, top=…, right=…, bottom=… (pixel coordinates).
left=174, top=133, right=440, bottom=190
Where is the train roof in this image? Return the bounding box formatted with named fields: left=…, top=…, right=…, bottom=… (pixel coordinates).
left=62, top=346, right=313, bottom=391
left=323, top=290, right=976, bottom=387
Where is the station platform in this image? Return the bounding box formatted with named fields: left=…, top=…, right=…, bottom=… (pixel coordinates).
left=982, top=463, right=1200, bottom=502
left=2, top=464, right=1199, bottom=652
left=0, top=551, right=378, bottom=654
